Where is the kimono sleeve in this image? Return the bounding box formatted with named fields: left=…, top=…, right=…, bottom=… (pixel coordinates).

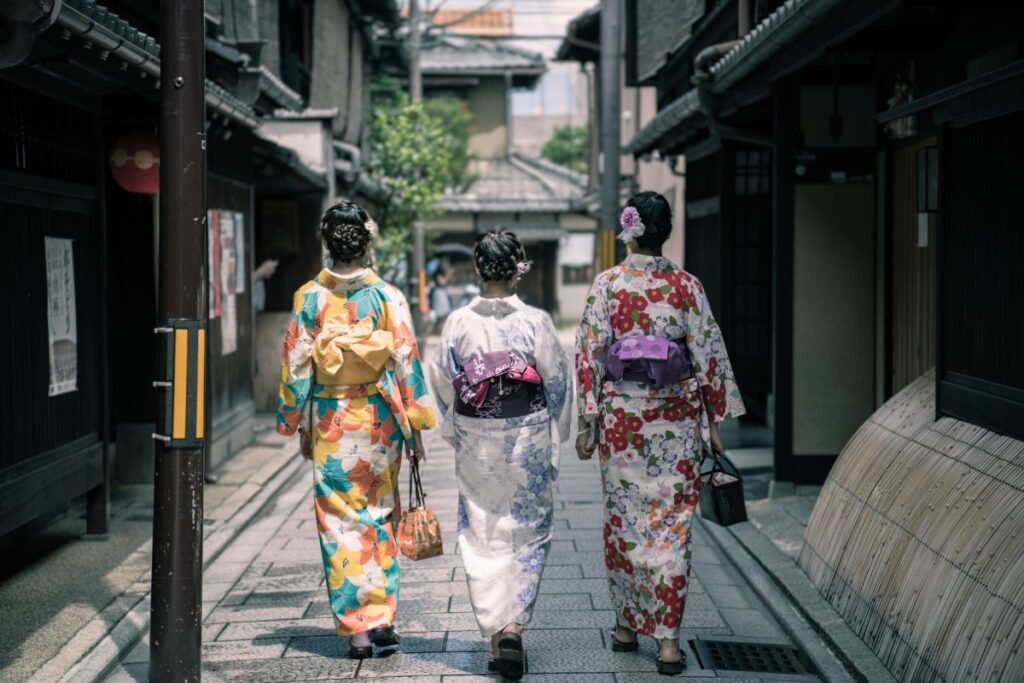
left=575, top=274, right=613, bottom=417
left=684, top=279, right=746, bottom=422
left=536, top=312, right=573, bottom=444
left=427, top=314, right=460, bottom=445
left=385, top=286, right=437, bottom=431
left=276, top=286, right=317, bottom=436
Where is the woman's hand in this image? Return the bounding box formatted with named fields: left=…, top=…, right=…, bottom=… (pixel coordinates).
left=576, top=416, right=598, bottom=460
left=407, top=428, right=426, bottom=464
left=709, top=421, right=725, bottom=459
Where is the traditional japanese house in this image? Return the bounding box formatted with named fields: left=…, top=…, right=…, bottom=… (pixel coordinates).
left=419, top=32, right=596, bottom=321
left=0, top=0, right=398, bottom=540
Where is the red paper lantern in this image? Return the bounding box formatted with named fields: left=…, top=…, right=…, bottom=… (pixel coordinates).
left=109, top=133, right=160, bottom=194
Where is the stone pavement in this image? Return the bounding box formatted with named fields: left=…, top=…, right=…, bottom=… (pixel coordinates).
left=107, top=425, right=833, bottom=682
left=0, top=416, right=303, bottom=683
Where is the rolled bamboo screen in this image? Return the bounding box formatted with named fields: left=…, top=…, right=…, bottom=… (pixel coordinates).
left=800, top=369, right=1024, bottom=682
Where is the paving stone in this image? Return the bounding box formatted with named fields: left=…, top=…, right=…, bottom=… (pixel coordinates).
left=529, top=610, right=617, bottom=629
left=402, top=582, right=470, bottom=599
left=206, top=604, right=309, bottom=624
left=284, top=632, right=446, bottom=658
left=204, top=582, right=237, bottom=603
left=448, top=593, right=593, bottom=613
left=540, top=564, right=584, bottom=579
left=702, top=581, right=757, bottom=610
left=715, top=608, right=786, bottom=639
left=393, top=612, right=481, bottom=632
left=538, top=578, right=610, bottom=595
left=401, top=567, right=455, bottom=583
left=216, top=617, right=335, bottom=641
left=205, top=561, right=255, bottom=582
left=204, top=655, right=358, bottom=681
left=201, top=638, right=289, bottom=661
left=357, top=651, right=487, bottom=677
left=525, top=648, right=659, bottom=674
left=680, top=608, right=728, bottom=629
left=265, top=561, right=323, bottom=577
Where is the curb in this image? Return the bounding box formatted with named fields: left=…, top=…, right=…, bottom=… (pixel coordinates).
left=49, top=452, right=306, bottom=683
left=723, top=522, right=897, bottom=683
left=697, top=516, right=857, bottom=682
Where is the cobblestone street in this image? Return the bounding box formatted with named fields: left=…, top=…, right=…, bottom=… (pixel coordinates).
left=108, top=421, right=825, bottom=682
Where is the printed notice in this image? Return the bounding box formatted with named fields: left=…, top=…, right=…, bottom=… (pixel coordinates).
left=45, top=237, right=78, bottom=396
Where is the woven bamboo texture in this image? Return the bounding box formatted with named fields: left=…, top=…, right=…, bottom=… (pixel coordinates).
left=800, top=369, right=1024, bottom=682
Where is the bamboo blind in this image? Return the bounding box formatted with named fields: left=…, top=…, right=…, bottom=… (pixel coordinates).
left=800, top=369, right=1024, bottom=682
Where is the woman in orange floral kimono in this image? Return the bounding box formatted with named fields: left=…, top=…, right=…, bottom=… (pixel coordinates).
left=575, top=192, right=745, bottom=675
left=277, top=201, right=436, bottom=659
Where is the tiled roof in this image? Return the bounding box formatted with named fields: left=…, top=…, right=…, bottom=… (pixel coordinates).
left=421, top=36, right=545, bottom=75
left=624, top=0, right=847, bottom=154
left=55, top=0, right=261, bottom=128
left=430, top=9, right=514, bottom=36
left=441, top=154, right=585, bottom=213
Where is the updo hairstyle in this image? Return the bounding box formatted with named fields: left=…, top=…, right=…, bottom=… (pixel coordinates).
left=474, top=230, right=525, bottom=282
left=320, top=200, right=371, bottom=264
left=627, top=191, right=673, bottom=249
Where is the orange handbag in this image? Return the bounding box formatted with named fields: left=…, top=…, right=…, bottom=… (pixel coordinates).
left=396, top=455, right=444, bottom=560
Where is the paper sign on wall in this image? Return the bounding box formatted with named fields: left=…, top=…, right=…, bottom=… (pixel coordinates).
left=45, top=237, right=78, bottom=396
left=220, top=211, right=238, bottom=354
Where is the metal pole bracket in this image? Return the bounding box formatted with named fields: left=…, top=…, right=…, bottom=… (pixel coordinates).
left=152, top=319, right=206, bottom=449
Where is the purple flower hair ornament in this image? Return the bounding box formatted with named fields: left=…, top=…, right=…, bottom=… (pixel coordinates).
left=514, top=260, right=533, bottom=280
left=619, top=206, right=646, bottom=242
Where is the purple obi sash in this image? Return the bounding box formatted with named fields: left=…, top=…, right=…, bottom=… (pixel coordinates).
left=453, top=350, right=546, bottom=418
left=604, top=335, right=692, bottom=387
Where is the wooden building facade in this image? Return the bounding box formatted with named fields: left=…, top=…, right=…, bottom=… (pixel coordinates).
left=624, top=0, right=1024, bottom=483
left=0, top=0, right=398, bottom=540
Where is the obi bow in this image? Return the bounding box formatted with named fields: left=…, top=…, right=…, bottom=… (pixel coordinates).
left=605, top=335, right=692, bottom=387
left=452, top=350, right=541, bottom=409
left=313, top=315, right=395, bottom=381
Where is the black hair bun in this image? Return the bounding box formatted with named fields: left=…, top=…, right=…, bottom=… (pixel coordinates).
left=320, top=200, right=371, bottom=264
left=626, top=191, right=673, bottom=249
left=474, top=230, right=525, bottom=282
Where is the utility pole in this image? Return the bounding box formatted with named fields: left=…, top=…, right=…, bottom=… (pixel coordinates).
left=599, top=0, right=622, bottom=270
left=408, top=0, right=428, bottom=330
left=149, top=0, right=206, bottom=679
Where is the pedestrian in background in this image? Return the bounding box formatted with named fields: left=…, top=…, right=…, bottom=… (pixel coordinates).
left=429, top=269, right=452, bottom=334
left=276, top=200, right=437, bottom=660
left=429, top=230, right=572, bottom=681
left=574, top=192, right=745, bottom=675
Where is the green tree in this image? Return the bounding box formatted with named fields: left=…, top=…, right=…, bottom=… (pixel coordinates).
left=368, top=77, right=473, bottom=280
left=541, top=124, right=589, bottom=175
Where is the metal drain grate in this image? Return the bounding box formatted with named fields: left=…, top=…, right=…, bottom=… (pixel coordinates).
left=690, top=639, right=812, bottom=675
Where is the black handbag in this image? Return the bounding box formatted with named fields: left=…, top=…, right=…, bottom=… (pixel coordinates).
left=699, top=454, right=748, bottom=526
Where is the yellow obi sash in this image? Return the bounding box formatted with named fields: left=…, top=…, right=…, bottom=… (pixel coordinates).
left=314, top=315, right=394, bottom=386
left=311, top=314, right=416, bottom=444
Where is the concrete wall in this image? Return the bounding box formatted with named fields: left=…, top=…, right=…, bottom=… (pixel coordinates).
left=792, top=183, right=876, bottom=455
left=800, top=370, right=1024, bottom=681
left=467, top=77, right=509, bottom=159
left=310, top=0, right=350, bottom=136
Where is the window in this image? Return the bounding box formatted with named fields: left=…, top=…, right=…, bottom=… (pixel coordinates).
left=735, top=149, right=771, bottom=196
left=562, top=264, right=595, bottom=284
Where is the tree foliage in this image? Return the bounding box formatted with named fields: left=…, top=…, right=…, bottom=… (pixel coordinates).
left=368, top=77, right=473, bottom=280
left=541, top=124, right=589, bottom=175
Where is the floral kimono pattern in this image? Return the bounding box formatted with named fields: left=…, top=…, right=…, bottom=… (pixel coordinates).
left=429, top=295, right=572, bottom=637
left=277, top=268, right=436, bottom=636
left=575, top=253, right=744, bottom=639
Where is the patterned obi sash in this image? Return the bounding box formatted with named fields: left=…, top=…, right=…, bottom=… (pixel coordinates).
left=453, top=350, right=547, bottom=418
left=605, top=335, right=693, bottom=388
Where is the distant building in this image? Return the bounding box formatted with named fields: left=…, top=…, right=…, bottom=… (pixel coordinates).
left=419, top=33, right=596, bottom=322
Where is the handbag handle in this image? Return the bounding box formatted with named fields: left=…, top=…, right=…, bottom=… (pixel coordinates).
left=407, top=453, right=427, bottom=510
left=702, top=452, right=742, bottom=482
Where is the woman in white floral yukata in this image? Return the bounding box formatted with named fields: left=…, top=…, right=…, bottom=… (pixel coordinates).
left=430, top=230, right=573, bottom=681
left=575, top=192, right=745, bottom=675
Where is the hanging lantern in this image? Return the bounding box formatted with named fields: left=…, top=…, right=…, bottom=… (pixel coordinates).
left=109, top=133, right=160, bottom=194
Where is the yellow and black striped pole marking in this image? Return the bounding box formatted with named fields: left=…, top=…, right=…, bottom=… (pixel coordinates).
left=153, top=319, right=206, bottom=449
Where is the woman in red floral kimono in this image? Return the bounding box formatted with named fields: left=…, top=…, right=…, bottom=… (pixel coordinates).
left=574, top=192, right=745, bottom=675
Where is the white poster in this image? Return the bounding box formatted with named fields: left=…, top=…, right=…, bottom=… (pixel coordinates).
left=220, top=211, right=238, bottom=354
left=45, top=237, right=78, bottom=396
left=208, top=209, right=220, bottom=319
